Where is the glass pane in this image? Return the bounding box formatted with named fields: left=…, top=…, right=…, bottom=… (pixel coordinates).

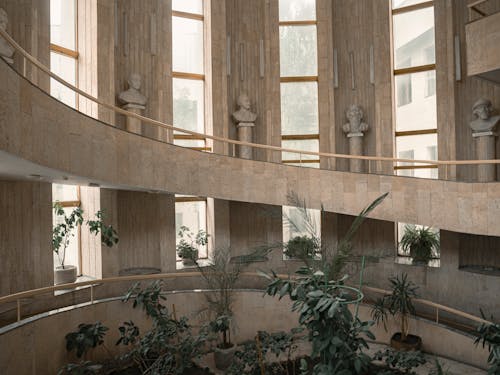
left=396, top=134, right=437, bottom=178
left=175, top=200, right=207, bottom=259
left=172, top=0, right=203, bottom=14
left=50, top=52, right=76, bottom=108
left=393, top=7, right=435, bottom=69
left=172, top=17, right=204, bottom=74
left=282, top=139, right=318, bottom=161
left=52, top=184, right=78, bottom=202
left=283, top=206, right=320, bottom=244
left=280, top=25, right=317, bottom=76
left=392, top=0, right=432, bottom=10
left=395, top=71, right=436, bottom=131
left=53, top=206, right=80, bottom=273
left=174, top=139, right=206, bottom=148
left=173, top=78, right=204, bottom=133
left=279, top=0, right=316, bottom=21
left=50, top=0, right=76, bottom=50
left=281, top=82, right=318, bottom=135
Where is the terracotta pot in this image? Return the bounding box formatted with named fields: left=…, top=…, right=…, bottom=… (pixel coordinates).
left=54, top=265, right=77, bottom=285
left=390, top=332, right=422, bottom=351
left=214, top=344, right=237, bottom=370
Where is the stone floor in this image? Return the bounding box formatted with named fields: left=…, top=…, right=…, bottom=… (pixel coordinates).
left=197, top=341, right=487, bottom=374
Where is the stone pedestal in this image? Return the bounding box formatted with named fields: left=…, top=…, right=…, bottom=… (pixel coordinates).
left=473, top=131, right=497, bottom=182
left=237, top=122, right=254, bottom=159
left=347, top=132, right=364, bottom=173
left=123, top=104, right=145, bottom=135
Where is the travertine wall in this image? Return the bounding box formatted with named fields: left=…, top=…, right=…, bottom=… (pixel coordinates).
left=0, top=0, right=50, bottom=91
left=0, top=181, right=52, bottom=296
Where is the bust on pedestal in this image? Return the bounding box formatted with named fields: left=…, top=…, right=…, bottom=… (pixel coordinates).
left=342, top=105, right=369, bottom=172
left=232, top=93, right=257, bottom=159
left=118, top=73, right=147, bottom=135
left=0, top=8, right=15, bottom=64
left=470, top=98, right=499, bottom=182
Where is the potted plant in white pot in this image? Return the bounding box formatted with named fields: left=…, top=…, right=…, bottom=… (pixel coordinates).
left=53, top=203, right=118, bottom=285
left=399, top=224, right=439, bottom=265
left=176, top=225, right=208, bottom=266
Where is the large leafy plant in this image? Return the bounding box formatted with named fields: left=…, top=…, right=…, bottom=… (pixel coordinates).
left=53, top=203, right=118, bottom=268
left=65, top=322, right=109, bottom=358
left=262, top=193, right=389, bottom=375
left=176, top=225, right=209, bottom=261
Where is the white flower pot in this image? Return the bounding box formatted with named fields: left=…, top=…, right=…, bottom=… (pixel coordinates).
left=54, top=265, right=77, bottom=285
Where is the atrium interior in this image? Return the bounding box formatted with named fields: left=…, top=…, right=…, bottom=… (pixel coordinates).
left=0, top=0, right=499, bottom=374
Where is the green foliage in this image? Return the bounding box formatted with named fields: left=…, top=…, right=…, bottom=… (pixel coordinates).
left=52, top=203, right=84, bottom=268
left=53, top=203, right=118, bottom=268
left=399, top=225, right=439, bottom=265
left=87, top=210, right=119, bottom=248
left=475, top=315, right=500, bottom=375
left=176, top=226, right=208, bottom=260
left=372, top=274, right=418, bottom=341
left=227, top=329, right=302, bottom=375
left=373, top=348, right=426, bottom=374
left=57, top=361, right=102, bottom=375
left=429, top=359, right=451, bottom=375
left=65, top=322, right=109, bottom=358
left=120, top=281, right=208, bottom=375
left=261, top=194, right=390, bottom=375
left=284, top=235, right=319, bottom=262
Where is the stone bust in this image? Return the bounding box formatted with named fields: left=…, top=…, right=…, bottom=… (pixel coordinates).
left=0, top=8, right=15, bottom=63
left=342, top=104, right=369, bottom=136
left=470, top=98, right=499, bottom=134
left=232, top=94, right=257, bottom=125
left=118, top=73, right=147, bottom=107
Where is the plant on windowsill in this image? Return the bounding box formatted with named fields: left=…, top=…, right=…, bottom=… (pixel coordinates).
left=399, top=224, right=440, bottom=266
left=176, top=226, right=209, bottom=266
left=283, top=235, right=319, bottom=264
left=371, top=273, right=422, bottom=351
left=53, top=203, right=119, bottom=285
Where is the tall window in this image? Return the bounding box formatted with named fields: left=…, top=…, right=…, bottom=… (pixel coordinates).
left=392, top=0, right=437, bottom=180
left=392, top=0, right=439, bottom=265
left=52, top=184, right=81, bottom=274
left=279, top=0, right=319, bottom=168
left=172, top=0, right=210, bottom=152
left=50, top=0, right=78, bottom=108
left=279, top=0, right=320, bottom=249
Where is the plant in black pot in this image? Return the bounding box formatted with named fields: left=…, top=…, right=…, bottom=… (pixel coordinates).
left=176, top=226, right=209, bottom=266
left=284, top=235, right=319, bottom=264
left=371, top=273, right=422, bottom=351
left=399, top=224, right=439, bottom=265
left=53, top=203, right=118, bottom=285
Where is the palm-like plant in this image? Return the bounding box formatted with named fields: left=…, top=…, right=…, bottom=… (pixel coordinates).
left=399, top=225, right=439, bottom=265
left=386, top=273, right=419, bottom=341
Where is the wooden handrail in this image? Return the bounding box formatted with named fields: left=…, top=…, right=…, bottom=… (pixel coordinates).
left=0, top=272, right=491, bottom=329
left=1, top=28, right=500, bottom=168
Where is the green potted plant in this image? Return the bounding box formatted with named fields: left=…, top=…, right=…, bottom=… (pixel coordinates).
left=53, top=203, right=118, bottom=285
left=176, top=226, right=208, bottom=266
left=194, top=247, right=243, bottom=370
left=399, top=224, right=439, bottom=265
left=284, top=235, right=319, bottom=263
left=371, top=273, right=422, bottom=351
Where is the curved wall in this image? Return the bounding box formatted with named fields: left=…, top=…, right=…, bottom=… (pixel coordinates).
left=0, top=290, right=489, bottom=375
left=0, top=61, right=499, bottom=237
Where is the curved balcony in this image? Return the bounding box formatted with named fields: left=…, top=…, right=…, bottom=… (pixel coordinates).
left=0, top=56, right=499, bottom=237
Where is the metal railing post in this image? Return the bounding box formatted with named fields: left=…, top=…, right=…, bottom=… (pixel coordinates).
left=16, top=299, right=21, bottom=322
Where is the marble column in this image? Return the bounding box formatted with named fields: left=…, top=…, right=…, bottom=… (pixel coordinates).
left=474, top=131, right=497, bottom=182
left=123, top=104, right=144, bottom=135
left=347, top=132, right=364, bottom=173
left=237, top=123, right=254, bottom=159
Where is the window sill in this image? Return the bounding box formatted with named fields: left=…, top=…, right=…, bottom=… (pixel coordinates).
left=54, top=275, right=99, bottom=296
left=395, top=256, right=440, bottom=268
